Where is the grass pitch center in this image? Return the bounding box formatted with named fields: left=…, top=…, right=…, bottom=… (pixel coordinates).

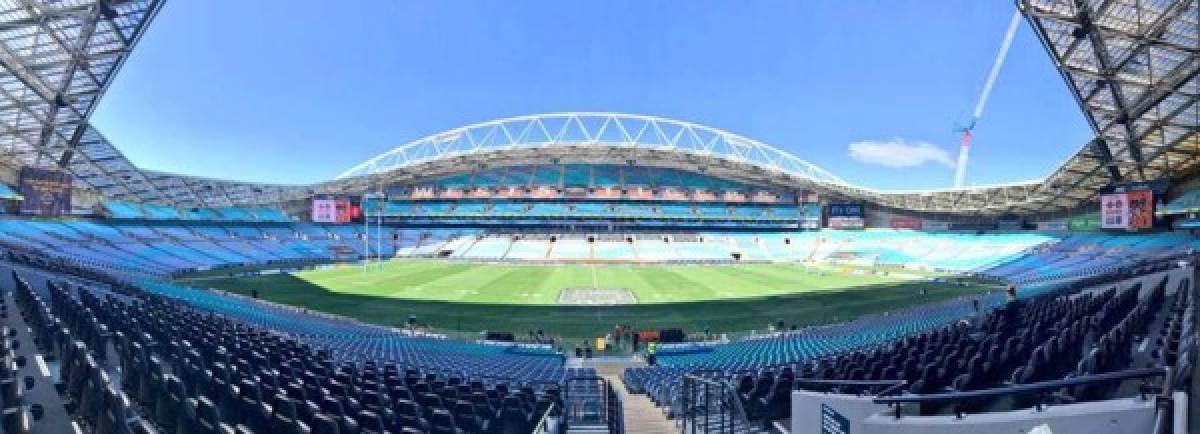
left=189, top=259, right=994, bottom=339
left=557, top=288, right=638, bottom=305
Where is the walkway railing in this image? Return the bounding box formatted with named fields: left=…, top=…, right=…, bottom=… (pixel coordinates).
left=563, top=376, right=624, bottom=434
left=873, top=367, right=1167, bottom=419
left=680, top=372, right=753, bottom=434
left=532, top=401, right=559, bottom=433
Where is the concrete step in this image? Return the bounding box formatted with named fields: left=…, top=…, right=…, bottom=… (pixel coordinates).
left=599, top=369, right=677, bottom=434
left=566, top=424, right=611, bottom=434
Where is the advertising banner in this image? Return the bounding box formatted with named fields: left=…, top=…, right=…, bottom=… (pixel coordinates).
left=1036, top=220, right=1068, bottom=231
left=722, top=191, right=747, bottom=202
left=312, top=195, right=362, bottom=223
left=997, top=216, right=1024, bottom=230
left=751, top=191, right=779, bottom=203
left=1068, top=213, right=1102, bottom=231
left=1101, top=190, right=1155, bottom=230
left=494, top=186, right=524, bottom=198
left=691, top=190, right=717, bottom=201
left=336, top=199, right=362, bottom=223
left=922, top=220, right=950, bottom=231
left=408, top=187, right=435, bottom=199
left=565, top=187, right=589, bottom=198
left=827, top=216, right=865, bottom=229
left=312, top=199, right=338, bottom=223
left=827, top=202, right=864, bottom=218
left=889, top=217, right=922, bottom=230
left=1125, top=189, right=1154, bottom=229
left=1101, top=193, right=1129, bottom=229
left=661, top=188, right=688, bottom=201
left=18, top=167, right=71, bottom=216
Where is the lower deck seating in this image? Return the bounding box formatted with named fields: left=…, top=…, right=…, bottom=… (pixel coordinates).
left=2, top=217, right=1191, bottom=281
left=7, top=260, right=588, bottom=434
left=623, top=263, right=1192, bottom=425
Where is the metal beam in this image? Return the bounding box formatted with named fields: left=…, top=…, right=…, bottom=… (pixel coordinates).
left=1070, top=0, right=1146, bottom=180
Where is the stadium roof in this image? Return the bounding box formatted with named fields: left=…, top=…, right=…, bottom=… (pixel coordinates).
left=332, top=0, right=1198, bottom=216
left=0, top=0, right=308, bottom=207
left=0, top=0, right=1193, bottom=214
left=1018, top=0, right=1198, bottom=213
left=329, top=112, right=1054, bottom=215
left=0, top=0, right=158, bottom=195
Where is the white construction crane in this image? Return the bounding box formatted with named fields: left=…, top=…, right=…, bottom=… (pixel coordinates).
left=954, top=10, right=1022, bottom=188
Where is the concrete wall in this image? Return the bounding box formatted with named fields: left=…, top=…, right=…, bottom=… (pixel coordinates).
left=790, top=390, right=890, bottom=434
left=791, top=385, right=1158, bottom=434
left=859, top=396, right=1156, bottom=434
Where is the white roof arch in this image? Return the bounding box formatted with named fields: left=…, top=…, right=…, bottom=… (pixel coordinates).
left=337, top=112, right=852, bottom=187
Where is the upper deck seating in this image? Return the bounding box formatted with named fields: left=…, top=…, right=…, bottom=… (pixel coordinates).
left=141, top=203, right=182, bottom=220
left=101, top=201, right=147, bottom=219
left=548, top=237, right=591, bottom=259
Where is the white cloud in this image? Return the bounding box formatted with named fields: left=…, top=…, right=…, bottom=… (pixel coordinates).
left=847, top=138, right=956, bottom=168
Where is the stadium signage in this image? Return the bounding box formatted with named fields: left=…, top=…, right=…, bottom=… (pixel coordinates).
left=1101, top=190, right=1154, bottom=230
left=821, top=404, right=850, bottom=434
left=827, top=216, right=865, bottom=229
left=889, top=217, right=922, bottom=230
left=1036, top=219, right=1068, bottom=231
left=996, top=215, right=1024, bottom=230
left=922, top=220, right=950, bottom=231
left=826, top=202, right=864, bottom=218
left=312, top=194, right=362, bottom=223
left=18, top=167, right=71, bottom=216
left=1067, top=213, right=1102, bottom=231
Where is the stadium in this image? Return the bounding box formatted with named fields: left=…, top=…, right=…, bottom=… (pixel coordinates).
left=0, top=1, right=1195, bottom=434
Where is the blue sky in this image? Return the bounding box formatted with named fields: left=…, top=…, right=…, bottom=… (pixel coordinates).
left=90, top=0, right=1093, bottom=190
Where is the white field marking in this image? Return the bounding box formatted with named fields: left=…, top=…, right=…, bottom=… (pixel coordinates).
left=591, top=264, right=599, bottom=289
left=33, top=354, right=50, bottom=377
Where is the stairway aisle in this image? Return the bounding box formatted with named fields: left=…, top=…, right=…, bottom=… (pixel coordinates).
left=3, top=280, right=75, bottom=434
left=593, top=363, right=677, bottom=434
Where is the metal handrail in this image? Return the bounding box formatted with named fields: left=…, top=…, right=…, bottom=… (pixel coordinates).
left=876, top=381, right=909, bottom=397
left=562, top=376, right=613, bottom=432
left=532, top=400, right=559, bottom=434
left=607, top=383, right=625, bottom=434
left=682, top=372, right=754, bottom=434
left=795, top=378, right=906, bottom=387
left=794, top=378, right=907, bottom=396
left=724, top=378, right=753, bottom=429
left=873, top=367, right=1166, bottom=406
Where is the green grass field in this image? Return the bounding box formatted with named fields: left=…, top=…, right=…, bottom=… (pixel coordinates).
left=186, top=260, right=996, bottom=340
